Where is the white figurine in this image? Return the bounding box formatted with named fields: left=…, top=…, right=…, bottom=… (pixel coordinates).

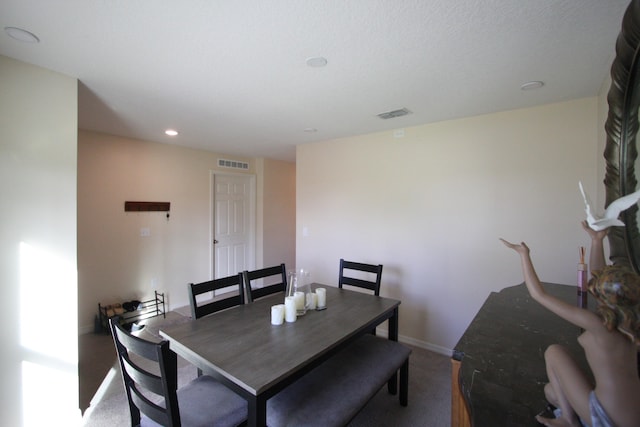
left=579, top=181, right=640, bottom=231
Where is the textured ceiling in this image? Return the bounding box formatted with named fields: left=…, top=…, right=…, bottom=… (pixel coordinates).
left=0, top=0, right=631, bottom=162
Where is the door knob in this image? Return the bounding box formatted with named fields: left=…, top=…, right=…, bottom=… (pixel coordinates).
left=213, top=239, right=219, bottom=244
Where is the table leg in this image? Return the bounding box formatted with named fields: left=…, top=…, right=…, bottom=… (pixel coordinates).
left=387, top=306, right=399, bottom=393
left=388, top=307, right=399, bottom=341
left=247, top=396, right=267, bottom=427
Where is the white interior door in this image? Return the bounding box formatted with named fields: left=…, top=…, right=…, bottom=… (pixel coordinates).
left=212, top=173, right=256, bottom=288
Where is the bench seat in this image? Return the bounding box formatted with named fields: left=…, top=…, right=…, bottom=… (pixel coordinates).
left=267, top=334, right=411, bottom=427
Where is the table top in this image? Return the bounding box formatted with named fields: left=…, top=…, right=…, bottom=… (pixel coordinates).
left=453, top=283, right=593, bottom=426
left=160, top=285, right=400, bottom=397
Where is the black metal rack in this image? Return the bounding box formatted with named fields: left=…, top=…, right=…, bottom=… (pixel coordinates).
left=98, top=290, right=165, bottom=331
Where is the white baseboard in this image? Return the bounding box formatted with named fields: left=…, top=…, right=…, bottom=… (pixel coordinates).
left=375, top=327, right=453, bottom=357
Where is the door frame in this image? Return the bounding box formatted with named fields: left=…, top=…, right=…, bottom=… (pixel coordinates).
left=210, top=171, right=257, bottom=280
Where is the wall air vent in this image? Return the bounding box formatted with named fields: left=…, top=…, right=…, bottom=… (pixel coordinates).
left=377, top=108, right=412, bottom=120
left=218, top=159, right=249, bottom=170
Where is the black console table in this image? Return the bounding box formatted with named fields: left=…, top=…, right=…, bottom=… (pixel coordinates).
left=451, top=283, right=593, bottom=427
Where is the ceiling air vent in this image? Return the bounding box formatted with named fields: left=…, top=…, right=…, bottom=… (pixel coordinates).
left=377, top=108, right=412, bottom=120
left=218, top=159, right=249, bottom=170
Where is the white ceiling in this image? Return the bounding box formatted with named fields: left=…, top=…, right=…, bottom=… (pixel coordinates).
left=0, top=0, right=631, bottom=162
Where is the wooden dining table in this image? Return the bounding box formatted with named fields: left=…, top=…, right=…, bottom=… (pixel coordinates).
left=159, top=284, right=401, bottom=427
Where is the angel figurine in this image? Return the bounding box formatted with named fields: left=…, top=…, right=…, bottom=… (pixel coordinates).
left=500, top=221, right=640, bottom=427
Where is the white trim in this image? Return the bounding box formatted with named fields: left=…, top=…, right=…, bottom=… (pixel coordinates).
left=375, top=328, right=453, bottom=357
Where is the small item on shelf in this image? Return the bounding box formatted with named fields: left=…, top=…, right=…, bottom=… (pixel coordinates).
left=113, top=303, right=125, bottom=315
left=123, top=300, right=142, bottom=312
left=577, top=246, right=588, bottom=308
left=106, top=305, right=115, bottom=317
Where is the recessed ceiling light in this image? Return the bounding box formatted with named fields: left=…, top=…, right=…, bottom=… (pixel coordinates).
left=520, top=81, right=544, bottom=91
left=306, top=57, right=327, bottom=67
left=165, top=129, right=178, bottom=136
left=4, top=27, right=40, bottom=43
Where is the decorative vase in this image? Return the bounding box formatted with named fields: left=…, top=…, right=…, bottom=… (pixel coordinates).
left=287, top=269, right=312, bottom=315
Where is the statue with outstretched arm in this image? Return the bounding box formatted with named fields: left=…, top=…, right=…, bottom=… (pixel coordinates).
left=500, top=221, right=640, bottom=427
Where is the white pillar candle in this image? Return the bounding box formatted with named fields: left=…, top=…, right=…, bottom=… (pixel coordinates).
left=284, top=297, right=297, bottom=322
left=316, top=288, right=326, bottom=309
left=271, top=304, right=285, bottom=325
left=294, top=291, right=305, bottom=311
left=306, top=292, right=317, bottom=310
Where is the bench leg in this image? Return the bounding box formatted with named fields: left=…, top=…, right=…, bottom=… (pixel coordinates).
left=399, top=359, right=409, bottom=406
left=387, top=372, right=398, bottom=395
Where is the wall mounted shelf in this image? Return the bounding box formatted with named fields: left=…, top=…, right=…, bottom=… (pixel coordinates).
left=124, top=201, right=170, bottom=212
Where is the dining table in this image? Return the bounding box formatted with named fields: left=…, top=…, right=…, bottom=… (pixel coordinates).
left=159, top=284, right=401, bottom=427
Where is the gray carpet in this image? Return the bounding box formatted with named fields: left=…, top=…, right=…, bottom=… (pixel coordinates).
left=80, top=313, right=451, bottom=426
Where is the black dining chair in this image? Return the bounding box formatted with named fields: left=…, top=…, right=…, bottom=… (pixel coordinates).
left=109, top=317, right=247, bottom=427
left=188, top=274, right=245, bottom=377
left=338, top=258, right=383, bottom=296
left=242, top=263, right=287, bottom=303
left=339, top=258, right=383, bottom=335
left=188, top=274, right=245, bottom=320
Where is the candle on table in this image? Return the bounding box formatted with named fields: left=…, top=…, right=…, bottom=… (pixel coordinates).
left=306, top=292, right=317, bottom=310
left=316, top=288, right=326, bottom=309
left=284, top=297, right=297, bottom=322
left=294, top=291, right=305, bottom=311
left=271, top=304, right=285, bottom=325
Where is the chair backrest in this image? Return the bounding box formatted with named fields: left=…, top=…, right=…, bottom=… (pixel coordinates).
left=338, top=258, right=383, bottom=296
left=188, top=273, right=245, bottom=319
left=242, top=263, right=287, bottom=303
left=109, top=317, right=181, bottom=427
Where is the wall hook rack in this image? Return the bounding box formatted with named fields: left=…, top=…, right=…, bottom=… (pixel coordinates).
left=124, top=201, right=170, bottom=212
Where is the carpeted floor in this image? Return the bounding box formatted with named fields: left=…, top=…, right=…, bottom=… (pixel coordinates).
left=80, top=312, right=452, bottom=426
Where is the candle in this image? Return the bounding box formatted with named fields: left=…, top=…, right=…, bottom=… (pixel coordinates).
left=284, top=297, right=297, bottom=322
left=271, top=304, right=285, bottom=325
left=306, top=292, right=317, bottom=310
left=294, top=291, right=305, bottom=311
left=316, top=288, right=326, bottom=309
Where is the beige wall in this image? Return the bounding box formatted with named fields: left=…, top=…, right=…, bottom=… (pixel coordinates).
left=257, top=158, right=296, bottom=269
left=296, top=97, right=600, bottom=353
left=78, top=131, right=295, bottom=332
left=0, top=56, right=79, bottom=424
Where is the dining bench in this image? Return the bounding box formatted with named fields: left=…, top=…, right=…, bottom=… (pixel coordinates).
left=266, top=333, right=411, bottom=427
